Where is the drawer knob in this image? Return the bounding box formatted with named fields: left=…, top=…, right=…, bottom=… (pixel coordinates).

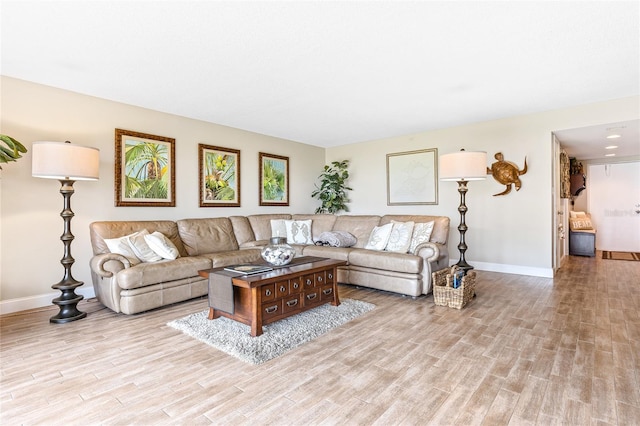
left=306, top=279, right=312, bottom=285
left=328, top=273, right=333, bottom=279
left=286, top=299, right=298, bottom=307
left=293, top=283, right=299, bottom=289
left=265, top=305, right=278, bottom=314
left=280, top=285, right=287, bottom=292
left=306, top=293, right=317, bottom=300
left=265, top=289, right=272, bottom=296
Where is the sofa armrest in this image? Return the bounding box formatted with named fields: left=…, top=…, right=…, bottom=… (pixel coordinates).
left=90, top=253, right=132, bottom=278
left=412, top=242, right=444, bottom=262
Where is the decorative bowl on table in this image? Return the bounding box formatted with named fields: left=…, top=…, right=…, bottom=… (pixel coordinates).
left=261, top=237, right=295, bottom=266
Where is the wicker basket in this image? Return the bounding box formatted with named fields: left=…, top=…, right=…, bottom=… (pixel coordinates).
left=431, top=266, right=476, bottom=309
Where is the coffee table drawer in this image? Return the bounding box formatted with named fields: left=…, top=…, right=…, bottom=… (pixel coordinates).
left=262, top=300, right=282, bottom=321
left=282, top=294, right=302, bottom=314
left=303, top=289, right=322, bottom=307
left=320, top=284, right=335, bottom=302
left=276, top=280, right=290, bottom=298
left=290, top=276, right=303, bottom=293
left=261, top=283, right=276, bottom=301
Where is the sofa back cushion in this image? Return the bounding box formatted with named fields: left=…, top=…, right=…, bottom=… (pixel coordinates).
left=380, top=215, right=450, bottom=245
left=89, top=221, right=188, bottom=257
left=332, top=215, right=381, bottom=248
left=292, top=214, right=337, bottom=241
left=247, top=214, right=292, bottom=241
left=228, top=216, right=256, bottom=246
left=177, top=218, right=239, bottom=255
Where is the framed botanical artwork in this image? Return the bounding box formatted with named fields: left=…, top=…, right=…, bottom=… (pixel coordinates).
left=199, top=144, right=240, bottom=207
left=115, top=129, right=176, bottom=207
left=386, top=148, right=438, bottom=205
left=259, top=152, right=289, bottom=206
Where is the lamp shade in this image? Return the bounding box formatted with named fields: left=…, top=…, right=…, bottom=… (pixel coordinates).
left=32, top=141, right=100, bottom=180
left=439, top=150, right=487, bottom=181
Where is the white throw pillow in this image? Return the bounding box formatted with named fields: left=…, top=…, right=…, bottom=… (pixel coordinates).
left=144, top=231, right=180, bottom=260
left=104, top=232, right=142, bottom=265
left=270, top=219, right=287, bottom=238
left=365, top=223, right=393, bottom=251
left=284, top=219, right=313, bottom=244
left=127, top=229, right=163, bottom=263
left=409, top=221, right=435, bottom=253
left=385, top=221, right=415, bottom=253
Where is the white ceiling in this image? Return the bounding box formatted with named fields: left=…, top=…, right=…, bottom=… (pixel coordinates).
left=1, top=1, right=639, bottom=154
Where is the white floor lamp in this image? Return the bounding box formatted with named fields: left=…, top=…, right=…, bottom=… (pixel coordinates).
left=439, top=149, right=487, bottom=273
left=32, top=141, right=100, bottom=323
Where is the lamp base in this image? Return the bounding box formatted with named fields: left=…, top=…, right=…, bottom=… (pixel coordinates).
left=50, top=283, right=86, bottom=324
left=454, top=260, right=475, bottom=275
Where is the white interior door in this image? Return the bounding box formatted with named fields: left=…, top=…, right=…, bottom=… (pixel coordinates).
left=588, top=162, right=640, bottom=252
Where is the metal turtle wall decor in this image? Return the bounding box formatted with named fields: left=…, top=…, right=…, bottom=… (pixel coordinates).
left=486, top=152, right=528, bottom=196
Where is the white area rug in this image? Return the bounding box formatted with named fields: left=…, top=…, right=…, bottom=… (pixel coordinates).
left=167, top=299, right=375, bottom=364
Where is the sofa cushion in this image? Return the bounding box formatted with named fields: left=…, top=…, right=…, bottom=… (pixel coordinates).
left=385, top=221, right=415, bottom=253
left=332, top=215, right=381, bottom=248
left=116, top=256, right=213, bottom=290
left=349, top=249, right=423, bottom=274
left=228, top=216, right=256, bottom=247
left=177, top=218, right=239, bottom=256
left=247, top=214, right=292, bottom=241
left=200, top=248, right=263, bottom=268
left=302, top=245, right=352, bottom=261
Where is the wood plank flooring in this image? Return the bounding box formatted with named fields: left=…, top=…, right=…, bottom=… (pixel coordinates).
left=1, top=253, right=639, bottom=425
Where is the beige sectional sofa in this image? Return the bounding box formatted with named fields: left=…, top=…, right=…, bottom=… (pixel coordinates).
left=89, top=214, right=450, bottom=314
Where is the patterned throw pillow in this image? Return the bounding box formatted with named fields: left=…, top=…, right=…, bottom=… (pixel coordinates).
left=385, top=221, right=415, bottom=253
left=365, top=223, right=393, bottom=251
left=408, top=221, right=435, bottom=253
left=284, top=220, right=313, bottom=244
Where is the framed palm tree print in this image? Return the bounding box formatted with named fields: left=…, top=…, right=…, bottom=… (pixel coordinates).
left=199, top=144, right=240, bottom=207
left=115, top=129, right=176, bottom=207
left=259, top=152, right=289, bottom=206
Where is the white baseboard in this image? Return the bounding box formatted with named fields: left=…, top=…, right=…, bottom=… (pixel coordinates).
left=0, top=286, right=96, bottom=316
left=1, top=262, right=553, bottom=315
left=450, top=261, right=554, bottom=278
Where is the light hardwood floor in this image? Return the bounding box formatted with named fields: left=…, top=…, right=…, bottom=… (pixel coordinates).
left=1, top=254, right=639, bottom=425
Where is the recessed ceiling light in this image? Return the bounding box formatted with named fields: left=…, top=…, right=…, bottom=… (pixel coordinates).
left=605, top=153, right=616, bottom=157
left=605, top=145, right=618, bottom=149
left=606, top=126, right=626, bottom=139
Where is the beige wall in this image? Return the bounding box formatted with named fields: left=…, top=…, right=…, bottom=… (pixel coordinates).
left=326, top=96, right=639, bottom=275
left=2, top=75, right=638, bottom=313
left=0, top=77, right=324, bottom=306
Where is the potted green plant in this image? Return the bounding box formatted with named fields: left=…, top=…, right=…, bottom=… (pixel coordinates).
left=311, top=160, right=352, bottom=214
left=0, top=134, right=27, bottom=169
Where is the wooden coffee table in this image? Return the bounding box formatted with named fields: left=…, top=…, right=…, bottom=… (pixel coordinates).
left=199, top=257, right=346, bottom=337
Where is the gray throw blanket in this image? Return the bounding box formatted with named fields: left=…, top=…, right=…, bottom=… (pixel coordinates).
left=314, top=231, right=357, bottom=247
